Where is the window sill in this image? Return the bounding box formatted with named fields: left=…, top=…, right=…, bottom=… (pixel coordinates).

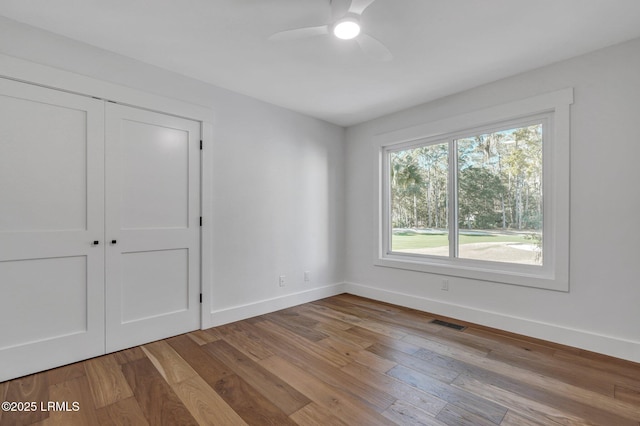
left=374, top=254, right=568, bottom=292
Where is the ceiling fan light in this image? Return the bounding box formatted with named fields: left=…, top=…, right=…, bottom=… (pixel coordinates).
left=333, top=19, right=361, bottom=40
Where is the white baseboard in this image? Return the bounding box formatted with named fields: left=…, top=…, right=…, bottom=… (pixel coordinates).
left=202, top=280, right=639, bottom=363
left=345, top=282, right=640, bottom=364
left=204, top=283, right=346, bottom=328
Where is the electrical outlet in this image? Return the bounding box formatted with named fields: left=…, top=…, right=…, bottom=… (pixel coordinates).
left=304, top=271, right=310, bottom=282
left=279, top=275, right=286, bottom=287
left=441, top=279, right=449, bottom=291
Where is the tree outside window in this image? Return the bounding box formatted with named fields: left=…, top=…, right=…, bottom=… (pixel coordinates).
left=389, top=123, right=543, bottom=266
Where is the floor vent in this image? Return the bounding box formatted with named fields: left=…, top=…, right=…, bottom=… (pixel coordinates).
left=431, top=319, right=466, bottom=331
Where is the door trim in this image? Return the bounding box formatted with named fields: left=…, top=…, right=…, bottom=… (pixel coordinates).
left=0, top=57, right=214, bottom=379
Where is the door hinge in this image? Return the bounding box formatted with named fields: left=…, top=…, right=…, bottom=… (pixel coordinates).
left=200, top=216, right=202, bottom=226
left=199, top=293, right=203, bottom=303
left=200, top=140, right=203, bottom=150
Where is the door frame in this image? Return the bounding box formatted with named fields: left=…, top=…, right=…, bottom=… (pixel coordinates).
left=0, top=53, right=215, bottom=330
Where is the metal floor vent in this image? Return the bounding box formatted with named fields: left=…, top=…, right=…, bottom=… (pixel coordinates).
left=431, top=319, right=466, bottom=331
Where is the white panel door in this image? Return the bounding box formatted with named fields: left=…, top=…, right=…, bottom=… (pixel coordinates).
left=105, top=103, right=201, bottom=352
left=0, top=78, right=105, bottom=381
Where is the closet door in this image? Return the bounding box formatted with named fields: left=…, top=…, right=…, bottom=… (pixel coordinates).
left=105, top=103, right=201, bottom=352
left=0, top=79, right=105, bottom=381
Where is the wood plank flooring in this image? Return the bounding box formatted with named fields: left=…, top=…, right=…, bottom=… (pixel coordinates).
left=1, top=294, right=639, bottom=425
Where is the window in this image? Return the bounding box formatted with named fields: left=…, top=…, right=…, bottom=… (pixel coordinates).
left=376, top=89, right=572, bottom=291
left=390, top=120, right=544, bottom=265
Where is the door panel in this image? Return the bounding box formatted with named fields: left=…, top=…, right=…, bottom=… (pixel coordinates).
left=121, top=249, right=189, bottom=323
left=0, top=78, right=105, bottom=382
left=105, top=104, right=200, bottom=352
left=121, top=120, right=190, bottom=229
left=0, top=256, right=88, bottom=350
left=0, top=92, right=88, bottom=232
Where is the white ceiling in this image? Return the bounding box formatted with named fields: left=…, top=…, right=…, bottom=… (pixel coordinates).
left=1, top=0, right=639, bottom=126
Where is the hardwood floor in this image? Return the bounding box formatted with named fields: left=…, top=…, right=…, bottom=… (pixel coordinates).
left=1, top=294, right=639, bottom=425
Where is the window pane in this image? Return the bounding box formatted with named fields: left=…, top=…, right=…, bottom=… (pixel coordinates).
left=456, top=124, right=543, bottom=265
left=390, top=143, right=449, bottom=256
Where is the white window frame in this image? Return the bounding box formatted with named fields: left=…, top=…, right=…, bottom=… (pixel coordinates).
left=375, top=89, right=572, bottom=291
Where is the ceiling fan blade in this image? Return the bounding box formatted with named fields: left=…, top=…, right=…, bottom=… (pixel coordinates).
left=348, top=0, right=377, bottom=15
left=268, top=25, right=330, bottom=41
left=331, top=0, right=351, bottom=20
left=356, top=33, right=393, bottom=61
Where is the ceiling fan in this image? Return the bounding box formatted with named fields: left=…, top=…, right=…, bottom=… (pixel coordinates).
left=269, top=0, right=392, bottom=61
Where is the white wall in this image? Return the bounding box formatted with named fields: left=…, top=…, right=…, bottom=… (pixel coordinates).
left=0, top=17, right=346, bottom=326
left=345, top=37, right=640, bottom=362
left=207, top=92, right=346, bottom=323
